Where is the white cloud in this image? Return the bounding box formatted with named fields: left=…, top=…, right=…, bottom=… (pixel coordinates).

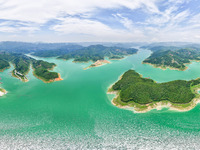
left=168, top=0, right=191, bottom=4
left=0, top=26, right=16, bottom=33
left=0, top=0, right=199, bottom=42
left=188, top=13, right=200, bottom=29
left=0, top=0, right=160, bottom=24
left=50, top=17, right=146, bottom=42
left=0, top=20, right=40, bottom=33
left=113, top=14, right=135, bottom=30
left=145, top=2, right=190, bottom=27
left=51, top=18, right=111, bottom=35
left=0, top=0, right=159, bottom=42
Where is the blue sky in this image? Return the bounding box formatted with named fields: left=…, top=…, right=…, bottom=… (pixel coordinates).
left=0, top=0, right=200, bottom=42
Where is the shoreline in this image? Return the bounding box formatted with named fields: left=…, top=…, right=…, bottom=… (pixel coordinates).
left=0, top=66, right=11, bottom=72
left=52, top=73, right=63, bottom=82
left=33, top=71, right=63, bottom=83
left=0, top=88, right=7, bottom=97
left=31, top=64, right=63, bottom=83
left=10, top=63, right=30, bottom=82
left=107, top=74, right=200, bottom=113
left=142, top=58, right=200, bottom=71
left=109, top=57, right=124, bottom=60
left=11, top=70, right=29, bottom=82
left=84, top=60, right=111, bottom=70
left=142, top=62, right=188, bottom=71
left=108, top=89, right=200, bottom=113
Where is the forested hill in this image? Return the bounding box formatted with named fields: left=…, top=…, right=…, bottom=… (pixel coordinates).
left=0, top=43, right=138, bottom=81
left=141, top=42, right=200, bottom=51
left=141, top=46, right=181, bottom=52
left=0, top=52, right=61, bottom=83
left=33, top=45, right=138, bottom=62
left=143, top=48, right=200, bottom=71
left=111, top=70, right=200, bottom=105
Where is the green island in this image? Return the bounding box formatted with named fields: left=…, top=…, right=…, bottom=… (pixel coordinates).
left=143, top=47, right=200, bottom=71
left=32, top=60, right=62, bottom=83
left=108, top=70, right=200, bottom=113
left=33, top=45, right=138, bottom=68
left=0, top=52, right=62, bottom=83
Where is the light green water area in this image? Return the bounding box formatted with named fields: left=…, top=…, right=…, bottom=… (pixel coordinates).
left=1, top=49, right=200, bottom=149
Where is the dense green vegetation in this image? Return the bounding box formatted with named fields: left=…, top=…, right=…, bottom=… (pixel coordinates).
left=142, top=46, right=181, bottom=52
left=109, top=55, right=124, bottom=59
left=0, top=53, right=32, bottom=79
left=0, top=52, right=32, bottom=81
left=0, top=52, right=60, bottom=82
left=32, top=60, right=59, bottom=82
left=33, top=45, right=138, bottom=62
left=0, top=59, right=10, bottom=71
left=112, top=70, right=200, bottom=104
left=143, top=48, right=200, bottom=70
left=33, top=49, right=71, bottom=58
left=0, top=44, right=137, bottom=82
left=12, top=54, right=32, bottom=74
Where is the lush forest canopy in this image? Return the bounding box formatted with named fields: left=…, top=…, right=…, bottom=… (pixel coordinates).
left=0, top=43, right=138, bottom=82
left=0, top=52, right=59, bottom=82
left=141, top=42, right=200, bottom=51
left=0, top=59, right=10, bottom=71
left=32, top=60, right=58, bottom=81
left=33, top=45, right=138, bottom=62
left=143, top=47, right=200, bottom=70
left=112, top=70, right=200, bottom=104
left=141, top=46, right=181, bottom=52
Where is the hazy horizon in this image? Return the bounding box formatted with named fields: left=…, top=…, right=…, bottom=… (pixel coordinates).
left=0, top=41, right=200, bottom=44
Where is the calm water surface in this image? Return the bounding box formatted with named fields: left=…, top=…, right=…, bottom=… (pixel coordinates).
left=0, top=49, right=200, bottom=149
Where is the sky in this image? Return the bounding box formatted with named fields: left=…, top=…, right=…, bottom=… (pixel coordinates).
left=0, top=0, right=200, bottom=43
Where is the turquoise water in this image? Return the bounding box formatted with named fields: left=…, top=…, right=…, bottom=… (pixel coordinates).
left=0, top=49, right=200, bottom=149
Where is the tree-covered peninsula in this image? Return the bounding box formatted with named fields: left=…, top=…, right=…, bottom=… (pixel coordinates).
left=143, top=48, right=200, bottom=71
left=33, top=45, right=138, bottom=68
left=33, top=45, right=138, bottom=61
left=108, top=70, right=200, bottom=113
left=32, top=60, right=62, bottom=83
left=57, top=45, right=138, bottom=62
left=0, top=52, right=62, bottom=83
